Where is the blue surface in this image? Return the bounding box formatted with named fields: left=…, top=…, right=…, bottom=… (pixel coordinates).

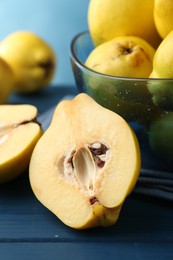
left=0, top=1, right=173, bottom=259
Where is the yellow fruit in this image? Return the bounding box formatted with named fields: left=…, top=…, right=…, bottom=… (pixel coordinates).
left=149, top=31, right=173, bottom=110
left=0, top=105, right=42, bottom=183
left=149, top=112, right=173, bottom=163
left=88, top=0, right=161, bottom=48
left=154, top=0, right=173, bottom=39
left=0, top=31, right=56, bottom=93
left=150, top=31, right=173, bottom=78
left=85, top=35, right=155, bottom=78
left=0, top=57, right=15, bottom=104
left=29, top=93, right=141, bottom=229
left=84, top=35, right=155, bottom=112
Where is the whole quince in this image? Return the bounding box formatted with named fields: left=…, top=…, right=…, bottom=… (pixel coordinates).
left=85, top=35, right=155, bottom=78
left=149, top=30, right=173, bottom=110
left=0, top=57, right=15, bottom=104
left=149, top=112, right=173, bottom=163
left=0, top=31, right=56, bottom=93
left=154, top=0, right=173, bottom=39
left=84, top=35, right=156, bottom=115
left=88, top=0, right=161, bottom=48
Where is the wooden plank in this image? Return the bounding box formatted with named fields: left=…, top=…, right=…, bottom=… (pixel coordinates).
left=0, top=242, right=173, bottom=260
left=0, top=173, right=172, bottom=242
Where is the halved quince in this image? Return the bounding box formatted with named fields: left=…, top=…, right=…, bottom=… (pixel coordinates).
left=29, top=94, right=141, bottom=229
left=0, top=105, right=42, bottom=183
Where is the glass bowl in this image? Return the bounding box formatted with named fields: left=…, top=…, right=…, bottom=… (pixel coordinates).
left=70, top=31, right=173, bottom=171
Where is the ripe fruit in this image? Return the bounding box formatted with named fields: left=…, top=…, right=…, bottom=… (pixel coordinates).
left=0, top=105, right=42, bottom=183
left=149, top=112, right=173, bottom=163
left=85, top=36, right=155, bottom=78
left=0, top=57, right=15, bottom=104
left=149, top=31, right=173, bottom=110
left=0, top=31, right=56, bottom=93
left=29, top=93, right=141, bottom=229
left=84, top=35, right=157, bottom=120
left=150, top=31, right=173, bottom=78
left=88, top=0, right=161, bottom=48
left=154, top=0, right=173, bottom=39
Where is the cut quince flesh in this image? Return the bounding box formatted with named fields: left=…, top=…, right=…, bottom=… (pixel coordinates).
left=29, top=93, right=141, bottom=229
left=0, top=105, right=42, bottom=183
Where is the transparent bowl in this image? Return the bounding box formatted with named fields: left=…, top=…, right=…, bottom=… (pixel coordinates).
left=70, top=31, right=173, bottom=171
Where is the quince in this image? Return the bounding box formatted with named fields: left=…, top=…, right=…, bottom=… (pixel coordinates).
left=0, top=105, right=42, bottom=183
left=0, top=57, right=15, bottom=104
left=85, top=36, right=155, bottom=79
left=149, top=112, right=173, bottom=163
left=149, top=31, right=173, bottom=110
left=29, top=93, right=141, bottom=229
left=154, top=0, right=173, bottom=39
left=88, top=0, right=161, bottom=48
left=0, top=31, right=56, bottom=93
left=84, top=35, right=157, bottom=118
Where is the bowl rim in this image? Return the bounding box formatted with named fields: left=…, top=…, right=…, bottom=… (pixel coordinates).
left=70, top=30, right=173, bottom=82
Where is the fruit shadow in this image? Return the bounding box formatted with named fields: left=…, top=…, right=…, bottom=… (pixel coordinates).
left=0, top=169, right=32, bottom=200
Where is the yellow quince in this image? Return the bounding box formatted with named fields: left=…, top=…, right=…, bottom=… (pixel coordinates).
left=88, top=0, right=161, bottom=48
left=154, top=0, right=173, bottom=39
left=0, top=31, right=56, bottom=93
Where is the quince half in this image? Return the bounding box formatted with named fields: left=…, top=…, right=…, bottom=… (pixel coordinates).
left=0, top=105, right=42, bottom=183
left=29, top=93, right=141, bottom=229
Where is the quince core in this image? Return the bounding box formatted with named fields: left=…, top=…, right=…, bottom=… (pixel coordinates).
left=29, top=94, right=141, bottom=229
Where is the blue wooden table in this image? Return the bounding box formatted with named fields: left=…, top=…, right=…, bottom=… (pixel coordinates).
left=0, top=1, right=173, bottom=259
left=0, top=86, right=172, bottom=259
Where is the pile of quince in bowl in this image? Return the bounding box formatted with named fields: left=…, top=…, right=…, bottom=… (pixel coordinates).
left=81, top=0, right=173, bottom=164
